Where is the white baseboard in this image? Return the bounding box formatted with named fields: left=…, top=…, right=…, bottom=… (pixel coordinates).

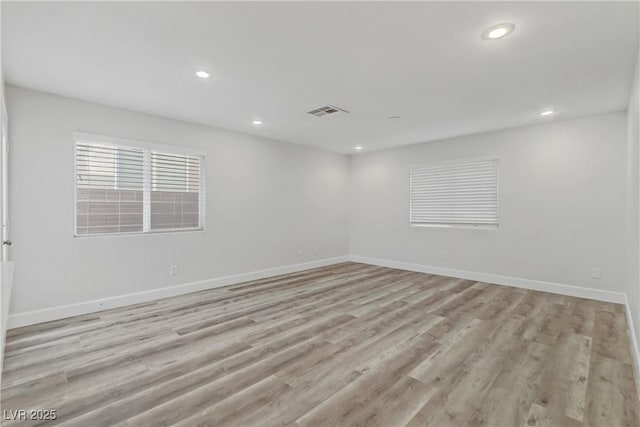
left=348, top=255, right=626, bottom=304
left=7, top=256, right=349, bottom=329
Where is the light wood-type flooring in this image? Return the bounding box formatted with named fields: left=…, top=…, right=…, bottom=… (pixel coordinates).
left=1, top=262, right=639, bottom=426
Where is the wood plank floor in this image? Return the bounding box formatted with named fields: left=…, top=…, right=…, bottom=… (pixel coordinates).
left=1, top=262, right=638, bottom=426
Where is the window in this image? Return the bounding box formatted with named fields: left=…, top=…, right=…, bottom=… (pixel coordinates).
left=410, top=158, right=498, bottom=227
left=75, top=133, right=204, bottom=236
left=150, top=152, right=201, bottom=230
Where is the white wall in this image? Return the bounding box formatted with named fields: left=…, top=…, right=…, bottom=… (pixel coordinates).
left=350, top=112, right=628, bottom=295
left=628, top=51, right=640, bottom=350
left=6, top=85, right=349, bottom=316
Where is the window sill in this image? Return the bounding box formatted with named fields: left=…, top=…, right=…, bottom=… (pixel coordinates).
left=410, top=223, right=498, bottom=230
left=74, top=227, right=205, bottom=238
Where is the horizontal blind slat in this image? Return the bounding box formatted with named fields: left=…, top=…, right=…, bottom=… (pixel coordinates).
left=151, top=152, right=201, bottom=193
left=75, top=142, right=144, bottom=192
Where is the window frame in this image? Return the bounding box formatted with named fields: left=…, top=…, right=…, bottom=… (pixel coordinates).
left=73, top=132, right=206, bottom=237
left=409, top=156, right=500, bottom=230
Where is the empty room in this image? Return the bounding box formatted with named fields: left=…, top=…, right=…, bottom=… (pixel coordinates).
left=0, top=1, right=639, bottom=426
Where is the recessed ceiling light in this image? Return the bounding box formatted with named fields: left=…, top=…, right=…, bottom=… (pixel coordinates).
left=196, top=70, right=210, bottom=79
left=354, top=146, right=363, bottom=150
left=252, top=120, right=263, bottom=125
left=540, top=110, right=554, bottom=116
left=482, top=23, right=516, bottom=40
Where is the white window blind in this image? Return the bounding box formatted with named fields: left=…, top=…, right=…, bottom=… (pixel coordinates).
left=410, top=158, right=498, bottom=226
left=75, top=138, right=204, bottom=236
left=150, top=152, right=201, bottom=231
left=76, top=143, right=145, bottom=235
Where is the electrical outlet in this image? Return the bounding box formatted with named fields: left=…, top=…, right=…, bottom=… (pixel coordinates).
left=591, top=267, right=601, bottom=279
left=298, top=248, right=303, bottom=256
left=313, top=245, right=319, bottom=255
left=170, top=265, right=178, bottom=276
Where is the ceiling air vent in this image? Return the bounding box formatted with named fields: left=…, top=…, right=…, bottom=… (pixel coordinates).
left=307, top=105, right=349, bottom=117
